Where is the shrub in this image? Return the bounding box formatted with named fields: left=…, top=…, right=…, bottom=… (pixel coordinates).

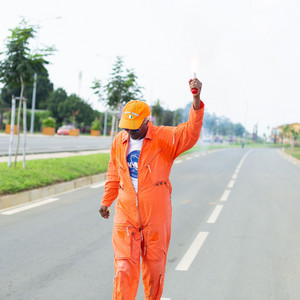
left=91, top=119, right=101, bottom=130
left=43, top=117, right=56, bottom=128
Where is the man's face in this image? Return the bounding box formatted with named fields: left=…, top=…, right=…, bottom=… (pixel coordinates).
left=125, top=119, right=149, bottom=140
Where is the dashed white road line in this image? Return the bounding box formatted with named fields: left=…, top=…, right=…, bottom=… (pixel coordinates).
left=161, top=298, right=171, bottom=300
left=207, top=205, right=224, bottom=223
left=1, top=198, right=59, bottom=215
left=174, top=150, right=252, bottom=276
left=227, top=179, right=235, bottom=188
left=232, top=172, right=238, bottom=179
left=175, top=232, right=209, bottom=271
left=220, top=189, right=231, bottom=202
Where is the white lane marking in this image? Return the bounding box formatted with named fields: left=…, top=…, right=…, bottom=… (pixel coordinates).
left=232, top=172, right=238, bottom=179
left=227, top=180, right=235, bottom=188
left=175, top=160, right=183, bottom=164
left=195, top=154, right=200, bottom=157
left=161, top=298, right=171, bottom=300
left=207, top=205, right=224, bottom=223
left=90, top=182, right=105, bottom=189
left=1, top=198, right=59, bottom=215
left=186, top=156, right=192, bottom=160
left=220, top=189, right=231, bottom=202
left=175, top=232, right=209, bottom=271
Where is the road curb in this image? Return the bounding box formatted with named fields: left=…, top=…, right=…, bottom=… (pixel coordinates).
left=278, top=148, right=300, bottom=167
left=0, top=173, right=107, bottom=211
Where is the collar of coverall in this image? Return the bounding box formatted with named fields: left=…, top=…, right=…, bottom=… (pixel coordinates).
left=121, top=120, right=154, bottom=143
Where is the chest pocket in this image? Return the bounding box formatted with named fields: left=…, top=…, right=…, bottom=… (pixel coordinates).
left=142, top=148, right=172, bottom=186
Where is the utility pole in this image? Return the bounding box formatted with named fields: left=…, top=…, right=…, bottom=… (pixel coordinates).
left=30, top=72, right=37, bottom=134
left=103, top=110, right=107, bottom=136
left=29, top=16, right=61, bottom=134
left=8, top=96, right=16, bottom=167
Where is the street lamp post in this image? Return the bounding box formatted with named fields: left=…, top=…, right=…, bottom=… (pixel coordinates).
left=29, top=16, right=61, bottom=134
left=30, top=72, right=37, bottom=134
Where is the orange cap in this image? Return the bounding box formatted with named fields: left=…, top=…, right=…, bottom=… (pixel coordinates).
left=119, top=100, right=151, bottom=130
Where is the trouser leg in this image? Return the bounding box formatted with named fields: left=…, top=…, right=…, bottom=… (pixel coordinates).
left=112, top=226, right=141, bottom=300
left=113, top=257, right=140, bottom=300
left=141, top=257, right=166, bottom=300
left=141, top=226, right=170, bottom=300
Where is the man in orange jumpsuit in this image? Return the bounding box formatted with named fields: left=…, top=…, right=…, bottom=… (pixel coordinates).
left=99, top=77, right=204, bottom=299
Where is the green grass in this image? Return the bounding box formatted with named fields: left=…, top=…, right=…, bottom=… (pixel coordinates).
left=285, top=147, right=300, bottom=160
left=0, top=153, right=109, bottom=195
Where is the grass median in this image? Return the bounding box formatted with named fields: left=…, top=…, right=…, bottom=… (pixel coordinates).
left=0, top=153, right=110, bottom=195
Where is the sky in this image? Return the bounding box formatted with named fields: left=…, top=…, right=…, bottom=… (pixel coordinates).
left=0, top=0, right=299, bottom=136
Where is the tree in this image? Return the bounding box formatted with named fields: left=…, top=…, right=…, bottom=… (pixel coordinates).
left=290, top=128, right=299, bottom=151
left=151, top=99, right=163, bottom=125
left=233, top=123, right=245, bottom=137
left=92, top=56, right=143, bottom=110
left=281, top=124, right=290, bottom=144
left=0, top=18, right=55, bottom=166
left=46, top=88, right=68, bottom=125
left=58, top=94, right=97, bottom=127
left=1, top=69, right=53, bottom=110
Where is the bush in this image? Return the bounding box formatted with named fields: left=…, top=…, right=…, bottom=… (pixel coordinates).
left=43, top=117, right=56, bottom=128
left=91, top=119, right=101, bottom=130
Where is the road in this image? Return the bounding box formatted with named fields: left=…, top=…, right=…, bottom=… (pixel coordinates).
left=1, top=148, right=300, bottom=300
left=0, top=135, right=112, bottom=156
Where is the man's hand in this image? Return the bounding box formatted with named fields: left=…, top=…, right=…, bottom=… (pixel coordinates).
left=99, top=205, right=110, bottom=219
left=189, top=78, right=202, bottom=110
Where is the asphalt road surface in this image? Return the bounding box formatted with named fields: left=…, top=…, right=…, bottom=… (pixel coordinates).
left=1, top=148, right=300, bottom=300
left=0, top=135, right=112, bottom=156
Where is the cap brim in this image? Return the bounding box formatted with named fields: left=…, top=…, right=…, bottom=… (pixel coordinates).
left=119, top=117, right=144, bottom=130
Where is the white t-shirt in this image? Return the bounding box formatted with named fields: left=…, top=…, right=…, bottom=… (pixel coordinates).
left=127, top=137, right=144, bottom=192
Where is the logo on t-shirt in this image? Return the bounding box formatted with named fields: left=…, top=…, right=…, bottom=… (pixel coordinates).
left=127, top=150, right=140, bottom=179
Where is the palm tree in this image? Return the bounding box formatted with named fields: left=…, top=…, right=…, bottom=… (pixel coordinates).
left=281, top=125, right=290, bottom=145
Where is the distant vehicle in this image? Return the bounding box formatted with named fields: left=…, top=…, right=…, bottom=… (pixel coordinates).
left=203, top=135, right=212, bottom=142
left=228, top=136, right=236, bottom=143
left=214, top=136, right=223, bottom=143
left=57, top=125, right=75, bottom=135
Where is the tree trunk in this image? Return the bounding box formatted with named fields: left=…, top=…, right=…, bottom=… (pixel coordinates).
left=14, top=75, right=24, bottom=167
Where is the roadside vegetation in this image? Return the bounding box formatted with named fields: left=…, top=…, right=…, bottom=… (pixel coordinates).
left=286, top=146, right=300, bottom=160
left=0, top=153, right=109, bottom=195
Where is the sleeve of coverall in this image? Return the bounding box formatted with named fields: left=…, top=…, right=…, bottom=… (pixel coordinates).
left=101, top=144, right=120, bottom=207
left=172, top=101, right=204, bottom=159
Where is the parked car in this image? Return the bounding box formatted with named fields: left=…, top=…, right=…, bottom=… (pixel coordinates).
left=57, top=125, right=75, bottom=135
left=214, top=136, right=223, bottom=143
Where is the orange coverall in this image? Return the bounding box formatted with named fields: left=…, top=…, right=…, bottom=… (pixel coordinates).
left=101, top=102, right=204, bottom=299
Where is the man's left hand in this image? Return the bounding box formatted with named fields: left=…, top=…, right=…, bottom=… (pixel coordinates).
left=189, top=78, right=202, bottom=110
left=99, top=205, right=110, bottom=219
